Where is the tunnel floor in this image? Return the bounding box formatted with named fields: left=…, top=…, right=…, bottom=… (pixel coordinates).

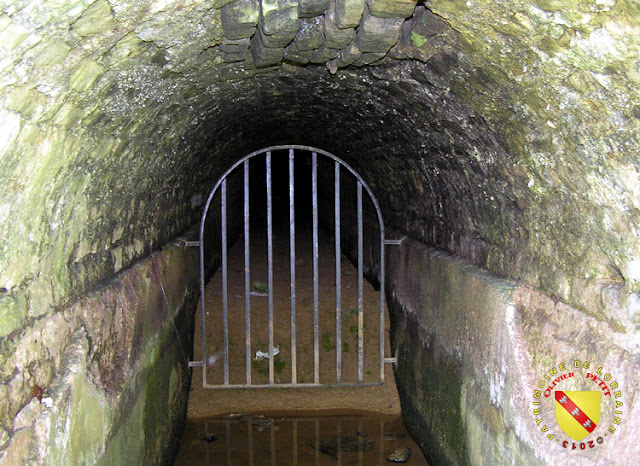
left=175, top=227, right=428, bottom=464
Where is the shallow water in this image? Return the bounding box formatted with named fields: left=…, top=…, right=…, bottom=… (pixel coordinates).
left=174, top=410, right=428, bottom=465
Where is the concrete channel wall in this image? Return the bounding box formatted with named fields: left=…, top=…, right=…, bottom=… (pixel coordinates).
left=386, top=238, right=639, bottom=465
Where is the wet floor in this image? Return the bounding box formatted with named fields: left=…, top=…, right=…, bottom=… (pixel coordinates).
left=174, top=410, right=428, bottom=465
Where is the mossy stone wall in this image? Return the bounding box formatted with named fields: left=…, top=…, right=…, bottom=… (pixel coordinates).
left=387, top=238, right=639, bottom=464
left=0, top=239, right=200, bottom=464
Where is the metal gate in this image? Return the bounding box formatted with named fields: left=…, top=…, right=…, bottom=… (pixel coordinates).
left=189, top=145, right=399, bottom=389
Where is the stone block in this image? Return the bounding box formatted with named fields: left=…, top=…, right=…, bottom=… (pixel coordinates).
left=366, top=0, right=416, bottom=19
left=324, top=0, right=356, bottom=49
left=298, top=0, right=330, bottom=17
left=328, top=41, right=361, bottom=69
left=355, top=5, right=403, bottom=53
left=309, top=45, right=340, bottom=63
left=221, top=0, right=260, bottom=40
left=69, top=59, right=105, bottom=92
left=250, top=31, right=285, bottom=67
left=221, top=47, right=248, bottom=63
left=258, top=20, right=297, bottom=47
left=220, top=38, right=251, bottom=54
left=0, top=292, right=27, bottom=337
left=412, top=6, right=448, bottom=37
left=388, top=8, right=442, bottom=62
left=220, top=37, right=251, bottom=63
left=353, top=51, right=386, bottom=66
left=293, top=17, right=324, bottom=51
left=71, top=0, right=116, bottom=37
left=283, top=41, right=314, bottom=64
left=31, top=39, right=71, bottom=67
left=335, top=0, right=364, bottom=28
left=261, top=0, right=300, bottom=36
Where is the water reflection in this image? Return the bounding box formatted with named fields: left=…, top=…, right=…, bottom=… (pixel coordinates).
left=174, top=411, right=427, bottom=465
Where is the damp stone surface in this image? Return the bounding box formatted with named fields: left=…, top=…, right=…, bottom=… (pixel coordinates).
left=0, top=0, right=639, bottom=464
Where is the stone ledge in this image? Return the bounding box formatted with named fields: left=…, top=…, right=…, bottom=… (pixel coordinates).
left=387, top=237, right=640, bottom=464
left=0, top=235, right=201, bottom=464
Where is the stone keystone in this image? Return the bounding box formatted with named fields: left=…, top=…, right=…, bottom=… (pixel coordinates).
left=221, top=0, right=260, bottom=40
left=298, top=0, right=330, bottom=18
left=366, top=0, right=417, bottom=19
left=324, top=0, right=356, bottom=49
left=355, top=5, right=404, bottom=53
left=336, top=0, right=364, bottom=28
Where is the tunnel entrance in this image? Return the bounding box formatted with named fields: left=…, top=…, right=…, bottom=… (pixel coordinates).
left=191, top=146, right=396, bottom=389
left=178, top=146, right=427, bottom=464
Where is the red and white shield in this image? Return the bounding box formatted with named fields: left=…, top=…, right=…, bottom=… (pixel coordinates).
left=554, top=390, right=601, bottom=441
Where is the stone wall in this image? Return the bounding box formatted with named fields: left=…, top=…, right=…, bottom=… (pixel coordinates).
left=388, top=238, right=640, bottom=465
left=2, top=0, right=638, bottom=344
left=0, top=237, right=200, bottom=464
left=1, top=0, right=639, bottom=462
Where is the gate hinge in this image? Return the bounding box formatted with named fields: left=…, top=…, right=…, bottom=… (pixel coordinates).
left=384, top=236, right=407, bottom=246
left=189, top=360, right=204, bottom=367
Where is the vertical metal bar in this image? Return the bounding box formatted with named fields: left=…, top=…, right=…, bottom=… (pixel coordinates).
left=312, top=152, right=319, bottom=384
left=200, top=240, right=207, bottom=388
left=225, top=421, right=232, bottom=466
left=244, top=160, right=251, bottom=385
left=289, top=150, right=297, bottom=384
left=267, top=152, right=275, bottom=383
left=335, top=161, right=342, bottom=383
left=293, top=420, right=298, bottom=466
left=380, top=230, right=386, bottom=383
left=222, top=179, right=229, bottom=385
left=357, top=181, right=364, bottom=382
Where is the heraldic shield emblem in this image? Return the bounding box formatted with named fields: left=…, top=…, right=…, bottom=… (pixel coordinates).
left=555, top=391, right=601, bottom=441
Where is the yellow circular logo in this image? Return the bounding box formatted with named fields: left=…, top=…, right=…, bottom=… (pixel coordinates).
left=532, top=360, right=623, bottom=450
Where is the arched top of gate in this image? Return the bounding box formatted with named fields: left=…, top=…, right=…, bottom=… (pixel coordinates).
left=199, top=145, right=386, bottom=242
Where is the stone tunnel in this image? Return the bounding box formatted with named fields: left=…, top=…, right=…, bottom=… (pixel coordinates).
left=1, top=0, right=639, bottom=463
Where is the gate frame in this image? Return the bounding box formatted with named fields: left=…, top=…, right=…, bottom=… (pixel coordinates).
left=189, top=145, right=399, bottom=389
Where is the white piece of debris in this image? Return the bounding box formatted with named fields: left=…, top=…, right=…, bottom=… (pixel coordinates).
left=255, top=347, right=279, bottom=361
left=40, top=397, right=53, bottom=409
left=207, top=352, right=222, bottom=366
